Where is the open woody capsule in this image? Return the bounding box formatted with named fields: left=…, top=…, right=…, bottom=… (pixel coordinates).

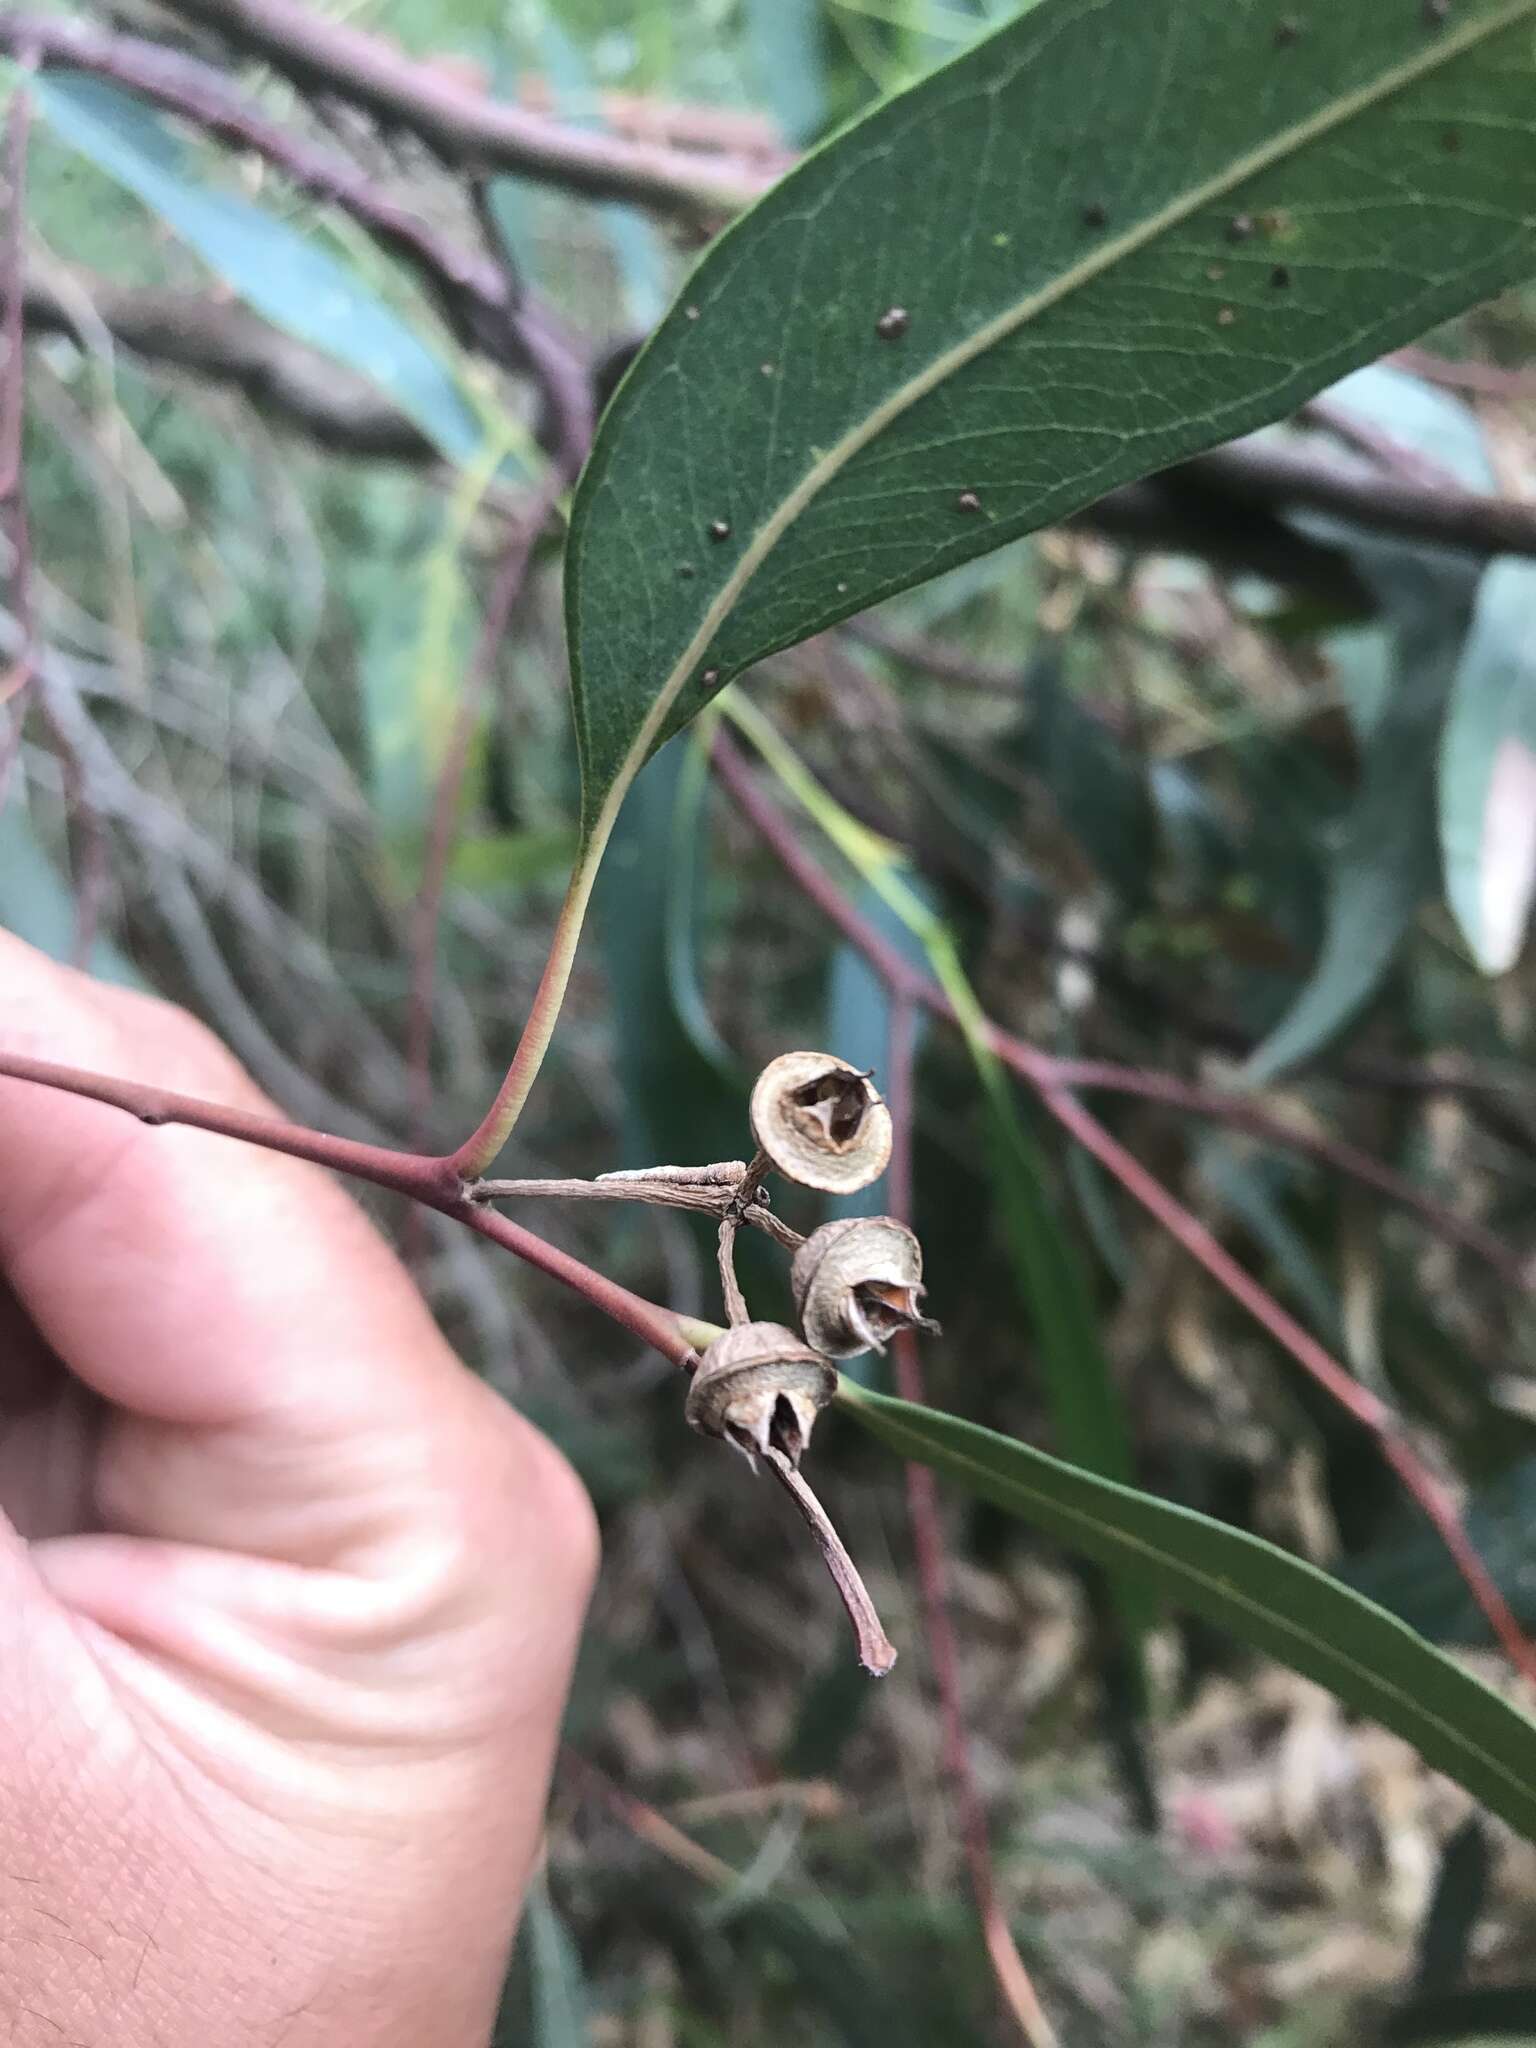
left=748, top=1051, right=893, bottom=1195
left=684, top=1321, right=838, bottom=1467
left=792, top=1216, right=939, bottom=1359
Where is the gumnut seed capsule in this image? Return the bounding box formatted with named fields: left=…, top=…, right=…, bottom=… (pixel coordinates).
left=749, top=1051, right=893, bottom=1195
left=791, top=1216, right=938, bottom=1359
left=685, top=1322, right=838, bottom=1468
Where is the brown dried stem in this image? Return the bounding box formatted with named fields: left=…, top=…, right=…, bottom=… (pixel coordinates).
left=716, top=1216, right=748, bottom=1325
left=759, top=1444, right=897, bottom=1678
left=144, top=0, right=772, bottom=217
left=472, top=1164, right=804, bottom=1249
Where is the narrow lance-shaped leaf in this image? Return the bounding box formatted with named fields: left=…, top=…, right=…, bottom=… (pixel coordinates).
left=524, top=1875, right=592, bottom=2048
left=566, top=0, right=1536, bottom=846
left=1246, top=364, right=1496, bottom=1078
left=1441, top=557, right=1536, bottom=975
left=32, top=73, right=486, bottom=464
left=837, top=1381, right=1536, bottom=1845
left=0, top=804, right=141, bottom=989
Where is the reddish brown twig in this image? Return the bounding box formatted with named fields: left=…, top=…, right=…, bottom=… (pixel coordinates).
left=1033, top=1058, right=1528, bottom=1292
left=1295, top=395, right=1466, bottom=493
left=562, top=1752, right=738, bottom=1889
left=1029, top=1076, right=1536, bottom=1683
left=711, top=731, right=1536, bottom=1688
left=0, top=1049, right=701, bottom=1368
left=1172, top=439, right=1536, bottom=561
left=142, top=0, right=771, bottom=217
left=886, top=997, right=1057, bottom=2048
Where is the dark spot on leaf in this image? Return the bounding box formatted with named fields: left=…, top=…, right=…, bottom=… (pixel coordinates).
left=1422, top=0, right=1450, bottom=21
left=875, top=306, right=910, bottom=340
left=1258, top=208, right=1294, bottom=239
left=1080, top=202, right=1109, bottom=230
left=1442, top=128, right=1462, bottom=152
left=678, top=562, right=697, bottom=580
left=1227, top=214, right=1255, bottom=243
left=1270, top=264, right=1292, bottom=288
left=1217, top=306, right=1236, bottom=326
left=1274, top=15, right=1303, bottom=43
left=709, top=518, right=732, bottom=542
left=956, top=490, right=983, bottom=514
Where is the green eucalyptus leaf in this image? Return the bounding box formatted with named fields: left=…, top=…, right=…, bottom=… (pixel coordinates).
left=1245, top=365, right=1497, bottom=1078
left=566, top=0, right=1536, bottom=846
left=594, top=746, right=745, bottom=1171
left=837, top=1382, right=1536, bottom=1844
left=1412, top=1816, right=1490, bottom=1999
left=525, top=1876, right=592, bottom=2048
left=1242, top=605, right=1454, bottom=1080
left=1441, top=557, right=1536, bottom=975
left=1343, top=1458, right=1536, bottom=1645
left=33, top=73, right=484, bottom=463
left=0, top=804, right=140, bottom=987
left=823, top=878, right=931, bottom=1222
left=356, top=515, right=479, bottom=882
left=745, top=0, right=828, bottom=145
left=1386, top=1988, right=1536, bottom=2045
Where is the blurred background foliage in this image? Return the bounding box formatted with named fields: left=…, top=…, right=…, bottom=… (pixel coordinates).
left=7, top=1, right=1536, bottom=2042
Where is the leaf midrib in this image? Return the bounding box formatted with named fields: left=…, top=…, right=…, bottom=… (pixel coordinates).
left=582, top=0, right=1536, bottom=844
left=842, top=1389, right=1536, bottom=1826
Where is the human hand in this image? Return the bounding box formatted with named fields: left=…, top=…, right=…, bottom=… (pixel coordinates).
left=0, top=932, right=597, bottom=2048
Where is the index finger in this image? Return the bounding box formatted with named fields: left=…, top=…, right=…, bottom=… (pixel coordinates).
left=0, top=929, right=452, bottom=1436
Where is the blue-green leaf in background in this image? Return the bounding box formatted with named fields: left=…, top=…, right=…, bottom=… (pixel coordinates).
left=356, top=511, right=480, bottom=885
left=1440, top=557, right=1536, bottom=975
left=0, top=803, right=140, bottom=987
left=1385, top=1988, right=1536, bottom=2045
left=745, top=0, right=827, bottom=146
left=1245, top=366, right=1495, bottom=1079
left=1343, top=1457, right=1536, bottom=1646
left=525, top=1875, right=592, bottom=2048
left=824, top=877, right=932, bottom=1220
left=1028, top=640, right=1155, bottom=907
left=489, top=17, right=670, bottom=334
left=1412, top=1815, right=1490, bottom=2000
left=1197, top=1135, right=1343, bottom=1346
left=595, top=744, right=745, bottom=1172
left=32, top=73, right=484, bottom=464
left=837, top=1381, right=1536, bottom=1845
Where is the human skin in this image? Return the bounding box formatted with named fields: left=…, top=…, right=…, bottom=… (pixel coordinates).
left=0, top=931, right=599, bottom=2047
